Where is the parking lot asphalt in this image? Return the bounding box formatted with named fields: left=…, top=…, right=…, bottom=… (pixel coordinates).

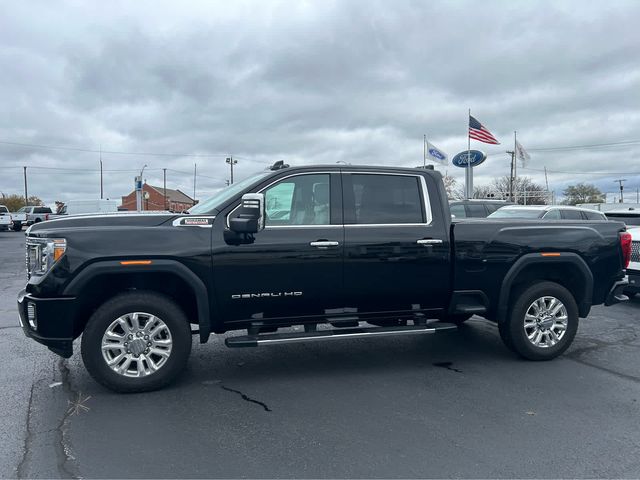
left=1, top=230, right=640, bottom=478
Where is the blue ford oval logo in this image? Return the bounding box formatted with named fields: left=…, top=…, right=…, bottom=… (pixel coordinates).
left=452, top=150, right=487, bottom=168
left=428, top=148, right=446, bottom=160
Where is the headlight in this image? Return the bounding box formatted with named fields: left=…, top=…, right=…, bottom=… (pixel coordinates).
left=26, top=237, right=66, bottom=278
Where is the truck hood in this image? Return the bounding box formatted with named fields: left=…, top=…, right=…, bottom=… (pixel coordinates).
left=27, top=213, right=178, bottom=233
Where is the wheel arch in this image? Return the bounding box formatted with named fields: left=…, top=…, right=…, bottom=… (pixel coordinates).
left=63, top=260, right=212, bottom=342
left=496, top=253, right=593, bottom=323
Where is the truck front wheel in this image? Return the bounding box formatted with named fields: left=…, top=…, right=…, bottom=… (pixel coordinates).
left=81, top=291, right=192, bottom=393
left=12, top=222, right=22, bottom=231
left=499, top=281, right=578, bottom=361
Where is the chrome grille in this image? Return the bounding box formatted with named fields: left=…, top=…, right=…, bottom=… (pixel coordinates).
left=632, top=241, right=640, bottom=263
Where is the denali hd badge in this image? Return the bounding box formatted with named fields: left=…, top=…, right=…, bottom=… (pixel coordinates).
left=232, top=291, right=303, bottom=299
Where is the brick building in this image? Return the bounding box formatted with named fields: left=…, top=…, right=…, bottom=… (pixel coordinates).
left=120, top=184, right=196, bottom=212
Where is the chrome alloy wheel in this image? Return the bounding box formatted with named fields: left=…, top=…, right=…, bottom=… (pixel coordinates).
left=523, top=296, right=568, bottom=348
left=101, top=312, right=173, bottom=377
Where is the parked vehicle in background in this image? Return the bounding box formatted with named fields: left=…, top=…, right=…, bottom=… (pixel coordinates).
left=17, top=206, right=53, bottom=226
left=9, top=209, right=27, bottom=231
left=604, top=209, right=640, bottom=226
left=19, top=162, right=630, bottom=393
left=449, top=199, right=514, bottom=218
left=624, top=227, right=640, bottom=298
left=54, top=199, right=118, bottom=217
left=0, top=205, right=12, bottom=231
left=489, top=205, right=607, bottom=220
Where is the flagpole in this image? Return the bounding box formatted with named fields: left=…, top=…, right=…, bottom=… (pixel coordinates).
left=423, top=134, right=426, bottom=168
left=513, top=130, right=517, bottom=204
left=467, top=108, right=472, bottom=199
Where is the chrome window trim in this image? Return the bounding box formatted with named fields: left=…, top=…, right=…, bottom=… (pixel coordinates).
left=343, top=171, right=433, bottom=227
left=226, top=171, right=335, bottom=228
left=225, top=170, right=433, bottom=229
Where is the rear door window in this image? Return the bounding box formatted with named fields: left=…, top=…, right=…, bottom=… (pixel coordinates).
left=583, top=211, right=605, bottom=220
left=466, top=204, right=487, bottom=218
left=346, top=174, right=426, bottom=224
left=561, top=209, right=583, bottom=220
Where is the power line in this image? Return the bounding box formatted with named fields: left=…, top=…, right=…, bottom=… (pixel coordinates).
left=0, top=139, right=233, bottom=158
left=521, top=166, right=640, bottom=176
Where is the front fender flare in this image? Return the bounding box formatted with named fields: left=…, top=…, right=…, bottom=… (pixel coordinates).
left=63, top=259, right=212, bottom=342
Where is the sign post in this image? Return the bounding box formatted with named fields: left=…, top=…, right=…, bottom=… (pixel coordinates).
left=452, top=151, right=487, bottom=198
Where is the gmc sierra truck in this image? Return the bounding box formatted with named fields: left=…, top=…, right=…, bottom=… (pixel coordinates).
left=18, top=163, right=631, bottom=392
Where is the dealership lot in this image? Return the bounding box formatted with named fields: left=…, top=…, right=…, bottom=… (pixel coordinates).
left=1, top=230, right=640, bottom=478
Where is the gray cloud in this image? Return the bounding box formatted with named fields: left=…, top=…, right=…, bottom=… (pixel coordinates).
left=1, top=0, right=639, bottom=205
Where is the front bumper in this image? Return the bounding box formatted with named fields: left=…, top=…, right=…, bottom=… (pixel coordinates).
left=626, top=271, right=640, bottom=294
left=17, top=289, right=77, bottom=358
left=605, top=276, right=629, bottom=306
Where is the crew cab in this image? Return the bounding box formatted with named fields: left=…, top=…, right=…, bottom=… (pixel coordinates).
left=16, top=205, right=53, bottom=226
left=18, top=163, right=631, bottom=392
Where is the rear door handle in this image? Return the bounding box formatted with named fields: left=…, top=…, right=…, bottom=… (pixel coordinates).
left=417, top=239, right=443, bottom=245
left=310, top=240, right=340, bottom=248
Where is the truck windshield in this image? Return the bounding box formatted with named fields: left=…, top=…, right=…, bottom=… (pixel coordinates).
left=488, top=208, right=543, bottom=219
left=189, top=171, right=271, bottom=214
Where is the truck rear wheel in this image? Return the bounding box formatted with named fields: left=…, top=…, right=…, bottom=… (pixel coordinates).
left=12, top=222, right=22, bottom=231
left=81, top=291, right=192, bottom=393
left=499, top=281, right=578, bottom=361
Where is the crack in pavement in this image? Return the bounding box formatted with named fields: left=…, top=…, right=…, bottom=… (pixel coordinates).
left=221, top=386, right=272, bottom=412
left=433, top=361, right=463, bottom=373
left=16, top=381, right=35, bottom=479
left=0, top=325, right=20, bottom=330
left=56, top=358, right=81, bottom=479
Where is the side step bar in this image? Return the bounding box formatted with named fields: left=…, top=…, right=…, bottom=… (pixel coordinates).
left=225, top=323, right=457, bottom=348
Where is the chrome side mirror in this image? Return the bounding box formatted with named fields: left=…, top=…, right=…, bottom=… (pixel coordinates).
left=229, top=193, right=265, bottom=234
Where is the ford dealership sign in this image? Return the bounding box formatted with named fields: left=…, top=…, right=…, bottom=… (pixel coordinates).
left=452, top=150, right=487, bottom=168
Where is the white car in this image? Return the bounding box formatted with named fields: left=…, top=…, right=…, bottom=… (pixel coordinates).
left=0, top=205, right=12, bottom=231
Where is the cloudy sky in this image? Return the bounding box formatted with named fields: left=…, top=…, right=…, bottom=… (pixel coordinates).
left=1, top=0, right=639, bottom=206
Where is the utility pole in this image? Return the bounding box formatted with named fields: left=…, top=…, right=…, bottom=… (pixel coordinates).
left=193, top=163, right=197, bottom=201
left=614, top=179, right=627, bottom=203
left=226, top=156, right=237, bottom=185
left=163, top=168, right=167, bottom=210
left=99, top=144, right=103, bottom=199
left=507, top=150, right=515, bottom=201
left=136, top=164, right=147, bottom=212
left=23, top=166, right=28, bottom=206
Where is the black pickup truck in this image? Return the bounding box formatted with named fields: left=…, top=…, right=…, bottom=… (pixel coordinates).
left=18, top=162, right=631, bottom=392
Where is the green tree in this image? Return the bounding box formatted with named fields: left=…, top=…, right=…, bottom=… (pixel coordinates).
left=562, top=183, right=603, bottom=205
left=0, top=194, right=44, bottom=211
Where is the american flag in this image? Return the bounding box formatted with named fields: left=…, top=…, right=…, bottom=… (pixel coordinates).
left=469, top=115, right=500, bottom=144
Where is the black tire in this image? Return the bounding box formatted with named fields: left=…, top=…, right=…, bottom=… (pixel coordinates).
left=81, top=291, right=192, bottom=393
left=499, top=281, right=578, bottom=361
left=12, top=222, right=22, bottom=231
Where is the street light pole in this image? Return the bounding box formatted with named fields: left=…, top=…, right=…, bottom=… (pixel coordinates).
left=136, top=164, right=147, bottom=212
left=100, top=144, right=103, bottom=199
left=226, top=156, right=237, bottom=184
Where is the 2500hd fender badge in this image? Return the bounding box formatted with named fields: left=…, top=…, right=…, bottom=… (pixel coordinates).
left=232, top=291, right=303, bottom=299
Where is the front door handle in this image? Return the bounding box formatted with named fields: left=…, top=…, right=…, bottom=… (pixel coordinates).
left=417, top=239, right=443, bottom=246
left=310, top=240, right=340, bottom=248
